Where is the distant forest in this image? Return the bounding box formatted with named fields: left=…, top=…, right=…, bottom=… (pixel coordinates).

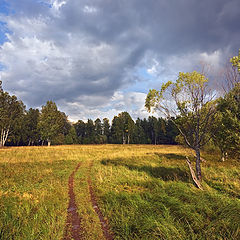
left=0, top=84, right=178, bottom=146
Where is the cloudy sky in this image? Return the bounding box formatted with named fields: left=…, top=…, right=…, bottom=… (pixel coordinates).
left=0, top=0, right=239, bottom=122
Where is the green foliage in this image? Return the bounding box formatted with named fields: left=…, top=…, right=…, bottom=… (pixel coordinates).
left=74, top=120, right=86, bottom=143
left=145, top=89, right=161, bottom=112
left=173, top=71, right=208, bottom=115
left=103, top=118, right=111, bottom=142
left=0, top=88, right=25, bottom=146
left=23, top=108, right=40, bottom=145
left=214, top=83, right=240, bottom=158
left=84, top=119, right=96, bottom=144
left=146, top=71, right=210, bottom=118
left=64, top=126, right=78, bottom=144
left=94, top=118, right=108, bottom=144
left=165, top=118, right=179, bottom=144
left=37, top=101, right=66, bottom=145
left=132, top=118, right=146, bottom=144
left=111, top=112, right=135, bottom=144
left=94, top=118, right=102, bottom=135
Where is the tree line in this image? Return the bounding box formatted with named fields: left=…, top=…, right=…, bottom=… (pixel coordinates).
left=0, top=86, right=178, bottom=147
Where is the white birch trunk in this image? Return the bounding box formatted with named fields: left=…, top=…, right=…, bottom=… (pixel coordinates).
left=0, top=127, right=10, bottom=147
left=122, top=133, right=126, bottom=144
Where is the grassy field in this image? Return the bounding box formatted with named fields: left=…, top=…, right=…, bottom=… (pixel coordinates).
left=0, top=145, right=239, bottom=239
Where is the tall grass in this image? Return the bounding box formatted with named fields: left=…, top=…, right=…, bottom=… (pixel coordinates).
left=0, top=145, right=239, bottom=239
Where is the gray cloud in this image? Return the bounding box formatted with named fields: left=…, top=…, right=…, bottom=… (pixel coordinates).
left=0, top=0, right=240, bottom=120
left=58, top=0, right=239, bottom=54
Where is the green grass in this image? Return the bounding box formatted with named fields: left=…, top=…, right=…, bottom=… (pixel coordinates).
left=0, top=145, right=239, bottom=239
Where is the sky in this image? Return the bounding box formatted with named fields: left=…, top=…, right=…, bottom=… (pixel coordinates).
left=0, top=0, right=239, bottom=122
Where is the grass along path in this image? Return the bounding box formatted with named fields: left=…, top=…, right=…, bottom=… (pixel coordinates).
left=0, top=145, right=239, bottom=239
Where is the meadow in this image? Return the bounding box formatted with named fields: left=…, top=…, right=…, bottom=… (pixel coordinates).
left=0, top=145, right=239, bottom=240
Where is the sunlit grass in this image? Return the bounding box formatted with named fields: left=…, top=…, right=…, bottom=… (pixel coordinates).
left=0, top=145, right=239, bottom=239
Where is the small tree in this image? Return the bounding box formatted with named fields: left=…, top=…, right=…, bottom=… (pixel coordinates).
left=145, top=71, right=216, bottom=182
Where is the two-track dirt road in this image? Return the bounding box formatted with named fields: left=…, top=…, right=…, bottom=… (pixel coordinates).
left=63, top=161, right=114, bottom=240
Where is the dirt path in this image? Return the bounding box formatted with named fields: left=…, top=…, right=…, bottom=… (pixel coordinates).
left=63, top=162, right=84, bottom=240
left=88, top=161, right=114, bottom=240
left=63, top=161, right=114, bottom=240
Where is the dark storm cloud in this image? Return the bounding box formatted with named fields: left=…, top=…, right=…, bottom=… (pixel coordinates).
left=0, top=0, right=240, bottom=117
left=55, top=0, right=240, bottom=54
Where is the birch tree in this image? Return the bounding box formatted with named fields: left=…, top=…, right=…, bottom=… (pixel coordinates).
left=0, top=81, right=25, bottom=147
left=145, top=71, right=216, bottom=182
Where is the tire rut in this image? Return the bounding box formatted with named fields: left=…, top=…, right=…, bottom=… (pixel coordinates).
left=63, top=162, right=84, bottom=240
left=63, top=161, right=114, bottom=240
left=88, top=161, right=114, bottom=240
